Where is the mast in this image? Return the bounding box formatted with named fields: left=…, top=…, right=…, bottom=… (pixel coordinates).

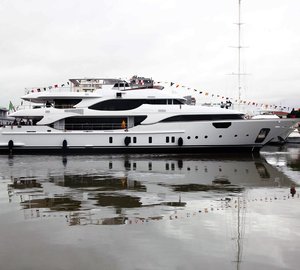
left=231, top=0, right=248, bottom=101
left=237, top=0, right=242, bottom=100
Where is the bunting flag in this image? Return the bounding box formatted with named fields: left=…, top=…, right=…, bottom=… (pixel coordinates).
left=166, top=81, right=292, bottom=111
left=26, top=79, right=291, bottom=111
left=8, top=101, right=15, bottom=112
left=24, top=81, right=72, bottom=94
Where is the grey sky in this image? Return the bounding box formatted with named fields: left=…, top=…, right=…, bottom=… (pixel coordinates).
left=1, top=0, right=300, bottom=110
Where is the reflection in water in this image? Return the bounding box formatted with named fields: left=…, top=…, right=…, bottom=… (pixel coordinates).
left=93, top=193, right=142, bottom=208
left=168, top=183, right=243, bottom=193
left=261, top=144, right=300, bottom=183
left=21, top=197, right=81, bottom=211
left=290, top=184, right=296, bottom=197
left=9, top=178, right=42, bottom=189
left=3, top=152, right=297, bottom=226
left=51, top=174, right=146, bottom=192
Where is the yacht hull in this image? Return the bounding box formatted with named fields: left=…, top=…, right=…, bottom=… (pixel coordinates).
left=0, top=118, right=298, bottom=154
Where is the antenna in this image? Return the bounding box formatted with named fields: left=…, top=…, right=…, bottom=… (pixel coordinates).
left=230, top=0, right=249, bottom=100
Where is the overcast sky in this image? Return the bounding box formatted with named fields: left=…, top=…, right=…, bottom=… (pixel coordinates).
left=1, top=0, right=300, bottom=110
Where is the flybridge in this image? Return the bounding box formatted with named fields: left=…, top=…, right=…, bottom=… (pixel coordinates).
left=69, top=78, right=121, bottom=92
left=24, top=76, right=156, bottom=94
left=69, top=76, right=154, bottom=92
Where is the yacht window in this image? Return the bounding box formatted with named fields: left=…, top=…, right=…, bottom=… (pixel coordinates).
left=89, top=99, right=185, bottom=111
left=53, top=99, right=82, bottom=109
left=166, top=136, right=170, bottom=143
left=149, top=137, right=152, bottom=143
left=173, top=99, right=184, bottom=104
left=161, top=114, right=244, bottom=122
left=255, top=128, right=270, bottom=143
left=213, top=122, right=232, bottom=128
left=64, top=116, right=146, bottom=130
left=171, top=136, right=175, bottom=143
left=133, top=137, right=137, bottom=143
left=109, top=137, right=113, bottom=143
left=113, top=82, right=130, bottom=88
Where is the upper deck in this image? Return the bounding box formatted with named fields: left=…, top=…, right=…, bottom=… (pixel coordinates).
left=69, top=76, right=154, bottom=92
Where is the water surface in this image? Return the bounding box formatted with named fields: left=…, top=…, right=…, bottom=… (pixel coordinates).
left=1, top=145, right=299, bottom=270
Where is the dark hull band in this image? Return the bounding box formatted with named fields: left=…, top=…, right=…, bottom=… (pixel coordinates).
left=0, top=145, right=262, bottom=155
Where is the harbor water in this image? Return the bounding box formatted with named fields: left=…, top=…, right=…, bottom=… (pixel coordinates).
left=0, top=144, right=300, bottom=270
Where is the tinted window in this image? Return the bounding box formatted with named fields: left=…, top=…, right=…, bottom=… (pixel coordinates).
left=161, top=114, right=244, bottom=122
left=64, top=116, right=146, bottom=130
left=89, top=99, right=185, bottom=111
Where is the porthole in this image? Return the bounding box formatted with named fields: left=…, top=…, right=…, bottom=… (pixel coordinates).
left=246, top=134, right=249, bottom=137
left=234, top=134, right=237, bottom=137
left=187, top=136, right=191, bottom=139
left=195, top=136, right=198, bottom=139
left=204, top=135, right=208, bottom=139
left=219, top=135, right=222, bottom=138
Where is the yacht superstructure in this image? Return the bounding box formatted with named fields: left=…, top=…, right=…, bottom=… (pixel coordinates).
left=0, top=76, right=298, bottom=154
left=0, top=107, right=13, bottom=126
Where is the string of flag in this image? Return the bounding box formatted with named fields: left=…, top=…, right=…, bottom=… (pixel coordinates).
left=25, top=81, right=70, bottom=94
left=155, top=81, right=291, bottom=111
left=24, top=79, right=292, bottom=111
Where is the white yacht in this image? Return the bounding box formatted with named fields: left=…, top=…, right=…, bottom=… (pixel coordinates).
left=0, top=76, right=298, bottom=154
